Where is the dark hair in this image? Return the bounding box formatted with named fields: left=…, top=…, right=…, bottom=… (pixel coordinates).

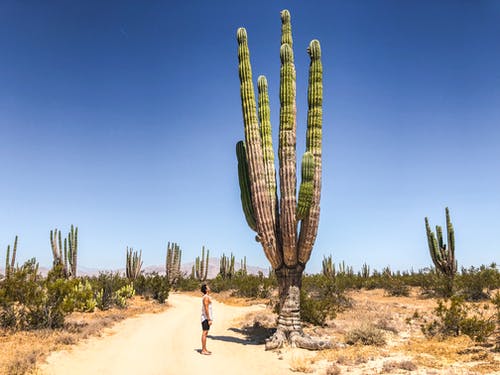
left=201, top=284, right=208, bottom=294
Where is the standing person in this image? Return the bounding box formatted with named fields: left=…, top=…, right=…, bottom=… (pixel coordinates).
left=200, top=283, right=213, bottom=355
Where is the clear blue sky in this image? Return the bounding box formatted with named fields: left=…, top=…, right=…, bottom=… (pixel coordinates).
left=1, top=1, right=499, bottom=274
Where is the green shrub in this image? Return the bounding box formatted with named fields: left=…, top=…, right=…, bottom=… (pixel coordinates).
left=300, top=274, right=352, bottom=326
left=422, top=297, right=495, bottom=342
left=0, top=260, right=80, bottom=329
left=172, top=274, right=199, bottom=292
left=456, top=264, right=499, bottom=301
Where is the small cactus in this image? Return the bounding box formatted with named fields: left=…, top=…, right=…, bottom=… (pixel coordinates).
left=50, top=226, right=78, bottom=278
left=219, top=253, right=235, bottom=279
left=4, top=235, right=18, bottom=278
left=166, top=242, right=182, bottom=285
left=322, top=255, right=335, bottom=278
left=194, top=246, right=209, bottom=281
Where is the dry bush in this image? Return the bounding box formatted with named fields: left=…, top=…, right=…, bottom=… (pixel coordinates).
left=345, top=324, right=386, bottom=346
left=325, top=363, right=341, bottom=375
left=382, top=359, right=417, bottom=372
left=290, top=354, right=313, bottom=373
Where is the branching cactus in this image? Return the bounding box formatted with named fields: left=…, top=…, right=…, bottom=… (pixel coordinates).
left=194, top=246, right=209, bottom=281
left=50, top=225, right=78, bottom=278
left=322, top=255, right=335, bottom=278
left=425, top=207, right=457, bottom=295
left=165, top=242, right=182, bottom=285
left=219, top=252, right=235, bottom=280
left=236, top=10, right=330, bottom=349
left=4, top=235, right=18, bottom=278
left=126, top=247, right=143, bottom=281
left=240, top=256, right=247, bottom=276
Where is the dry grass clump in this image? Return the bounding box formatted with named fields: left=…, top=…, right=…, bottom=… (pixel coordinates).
left=315, top=345, right=383, bottom=366
left=382, top=359, right=418, bottom=372
left=290, top=354, right=313, bottom=373
left=345, top=323, right=386, bottom=346
left=325, top=363, right=341, bottom=375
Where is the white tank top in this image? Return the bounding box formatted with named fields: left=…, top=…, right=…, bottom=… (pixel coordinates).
left=201, top=295, right=213, bottom=322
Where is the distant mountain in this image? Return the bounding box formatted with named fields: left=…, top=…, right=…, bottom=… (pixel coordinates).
left=1, top=259, right=268, bottom=279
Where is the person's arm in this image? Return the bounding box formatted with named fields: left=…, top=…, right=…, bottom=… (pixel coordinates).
left=203, top=296, right=212, bottom=325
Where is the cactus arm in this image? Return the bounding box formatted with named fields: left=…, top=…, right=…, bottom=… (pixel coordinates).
left=298, top=40, right=323, bottom=264
left=257, top=75, right=278, bottom=220
left=204, top=248, right=209, bottom=281
left=73, top=226, right=78, bottom=277
left=5, top=245, right=10, bottom=277
left=10, top=235, right=17, bottom=269
left=425, top=218, right=440, bottom=268
left=297, top=152, right=315, bottom=220
left=236, top=141, right=258, bottom=232
left=445, top=207, right=456, bottom=274
left=278, top=11, right=298, bottom=267
left=237, top=28, right=281, bottom=269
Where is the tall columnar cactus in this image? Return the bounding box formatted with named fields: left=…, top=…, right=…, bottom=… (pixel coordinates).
left=322, top=255, right=335, bottom=278
left=50, top=226, right=78, bottom=278
left=126, top=247, right=143, bottom=281
left=4, top=235, right=18, bottom=278
left=240, top=256, right=247, bottom=276
left=236, top=10, right=330, bottom=350
left=425, top=207, right=457, bottom=295
left=194, top=246, right=209, bottom=281
left=219, top=253, right=236, bottom=280
left=165, top=242, right=182, bottom=285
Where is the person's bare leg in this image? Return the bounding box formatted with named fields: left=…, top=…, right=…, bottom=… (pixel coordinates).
left=201, top=330, right=211, bottom=354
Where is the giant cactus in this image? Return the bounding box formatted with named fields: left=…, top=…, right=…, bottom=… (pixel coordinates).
left=50, top=225, right=78, bottom=278
left=425, top=207, right=457, bottom=295
left=165, top=242, right=182, bottom=285
left=236, top=10, right=330, bottom=349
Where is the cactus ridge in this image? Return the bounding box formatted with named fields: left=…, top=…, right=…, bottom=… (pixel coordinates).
left=236, top=10, right=323, bottom=270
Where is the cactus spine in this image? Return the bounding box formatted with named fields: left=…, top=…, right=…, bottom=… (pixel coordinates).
left=4, top=235, right=18, bottom=278
left=236, top=10, right=329, bottom=350
left=425, top=207, right=457, bottom=295
left=126, top=247, right=143, bottom=281
left=50, top=226, right=78, bottom=278
left=194, top=246, right=209, bottom=281
left=165, top=242, right=182, bottom=285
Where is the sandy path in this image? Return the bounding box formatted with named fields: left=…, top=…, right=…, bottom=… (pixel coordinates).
left=39, top=293, right=294, bottom=375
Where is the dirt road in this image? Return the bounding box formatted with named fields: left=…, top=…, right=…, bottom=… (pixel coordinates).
left=39, top=293, right=295, bottom=375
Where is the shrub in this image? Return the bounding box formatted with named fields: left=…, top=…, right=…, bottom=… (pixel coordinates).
left=422, top=297, right=495, bottom=342
left=231, top=274, right=275, bottom=299
left=345, top=324, right=386, bottom=346
left=456, top=264, right=499, bottom=301
left=300, top=275, right=352, bottom=326
left=0, top=260, right=81, bottom=329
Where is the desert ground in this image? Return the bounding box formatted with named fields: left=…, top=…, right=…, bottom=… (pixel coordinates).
left=1, top=289, right=499, bottom=375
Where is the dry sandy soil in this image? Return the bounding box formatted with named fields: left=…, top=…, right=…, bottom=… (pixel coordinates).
left=3, top=289, right=499, bottom=375
left=37, top=293, right=294, bottom=375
